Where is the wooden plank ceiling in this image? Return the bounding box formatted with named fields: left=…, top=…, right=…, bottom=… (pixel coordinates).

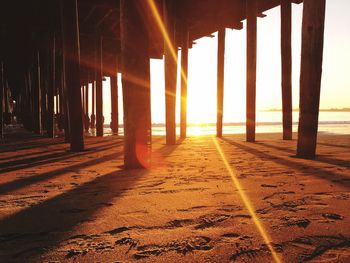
left=0, top=0, right=303, bottom=93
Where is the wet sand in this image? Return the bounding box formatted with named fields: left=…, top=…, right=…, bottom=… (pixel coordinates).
left=0, top=131, right=349, bottom=262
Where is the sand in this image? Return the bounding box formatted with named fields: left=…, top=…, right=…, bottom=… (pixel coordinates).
left=0, top=130, right=349, bottom=262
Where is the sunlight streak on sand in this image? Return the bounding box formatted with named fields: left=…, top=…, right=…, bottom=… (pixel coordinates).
left=211, top=136, right=283, bottom=263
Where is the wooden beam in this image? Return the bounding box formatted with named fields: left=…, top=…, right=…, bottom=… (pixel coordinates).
left=33, top=51, right=42, bottom=134
left=246, top=0, right=257, bottom=142
left=121, top=0, right=152, bottom=168
left=297, top=0, right=326, bottom=159
left=47, top=32, right=55, bottom=138
left=57, top=59, right=65, bottom=132
left=216, top=28, right=226, bottom=138
left=0, top=27, right=3, bottom=139
left=164, top=1, right=177, bottom=145
left=96, top=37, right=104, bottom=137
left=79, top=0, right=119, bottom=10
left=281, top=0, right=293, bottom=140
left=61, top=0, right=84, bottom=151
left=180, top=30, right=189, bottom=139
left=91, top=80, right=96, bottom=128
left=82, top=85, right=85, bottom=125
left=40, top=59, right=47, bottom=132
left=110, top=57, right=118, bottom=134
left=95, top=9, right=114, bottom=28
left=62, top=41, right=70, bottom=143
left=0, top=61, right=3, bottom=140
left=84, top=74, right=90, bottom=132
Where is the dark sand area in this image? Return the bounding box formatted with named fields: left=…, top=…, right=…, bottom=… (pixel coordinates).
left=0, top=131, right=349, bottom=262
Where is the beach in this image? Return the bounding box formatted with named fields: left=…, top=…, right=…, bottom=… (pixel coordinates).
left=0, top=131, right=349, bottom=262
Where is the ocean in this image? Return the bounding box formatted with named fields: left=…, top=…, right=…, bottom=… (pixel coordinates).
left=101, top=111, right=350, bottom=136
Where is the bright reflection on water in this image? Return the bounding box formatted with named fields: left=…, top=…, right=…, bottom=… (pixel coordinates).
left=95, top=111, right=350, bottom=136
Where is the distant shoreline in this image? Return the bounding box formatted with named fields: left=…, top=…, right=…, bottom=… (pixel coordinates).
left=262, top=108, right=350, bottom=112
left=104, top=121, right=350, bottom=128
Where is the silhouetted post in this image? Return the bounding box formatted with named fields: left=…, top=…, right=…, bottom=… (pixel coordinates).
left=121, top=0, right=152, bottom=168
left=22, top=74, right=28, bottom=129
left=110, top=58, right=119, bottom=134
left=281, top=0, right=293, bottom=140
left=61, top=0, right=84, bottom=151
left=0, top=61, right=3, bottom=139
left=91, top=80, right=96, bottom=128
left=81, top=85, right=85, bottom=125
left=96, top=37, right=104, bottom=137
left=55, top=94, right=59, bottom=115
left=29, top=71, right=34, bottom=130
left=297, top=0, right=326, bottom=159
left=246, top=0, right=257, bottom=142
left=55, top=51, right=63, bottom=131
left=164, top=1, right=177, bottom=145
left=62, top=68, right=70, bottom=142
left=4, top=80, right=9, bottom=120
left=58, top=62, right=66, bottom=132
left=3, top=79, right=10, bottom=125
left=217, top=28, right=226, bottom=138
left=180, top=30, right=189, bottom=139
left=0, top=28, right=3, bottom=139
left=27, top=71, right=35, bottom=131
left=47, top=33, right=56, bottom=138
left=33, top=51, right=42, bottom=134
left=55, top=57, right=59, bottom=117
left=40, top=61, right=47, bottom=132
left=84, top=73, right=89, bottom=131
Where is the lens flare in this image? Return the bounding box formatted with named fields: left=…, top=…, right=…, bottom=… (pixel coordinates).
left=145, top=1, right=282, bottom=260
left=211, top=136, right=282, bottom=263
left=146, top=0, right=188, bottom=92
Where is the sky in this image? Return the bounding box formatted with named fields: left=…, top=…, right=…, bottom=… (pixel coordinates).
left=100, top=0, right=350, bottom=125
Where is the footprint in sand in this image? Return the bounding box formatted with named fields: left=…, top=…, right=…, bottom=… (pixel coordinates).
left=133, top=236, right=212, bottom=259
left=322, top=213, right=344, bottom=220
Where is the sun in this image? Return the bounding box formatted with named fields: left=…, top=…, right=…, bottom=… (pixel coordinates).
left=186, top=84, right=217, bottom=125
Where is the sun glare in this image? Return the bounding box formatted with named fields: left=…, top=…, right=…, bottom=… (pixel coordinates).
left=187, top=92, right=216, bottom=125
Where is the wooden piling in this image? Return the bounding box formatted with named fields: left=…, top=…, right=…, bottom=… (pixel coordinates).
left=47, top=32, right=56, bottom=138
left=27, top=71, right=35, bottom=131
left=60, top=0, right=84, bottom=151
left=297, top=0, right=326, bottom=159
left=33, top=51, right=42, bottom=134
left=217, top=28, right=226, bottom=138
left=0, top=61, right=3, bottom=139
left=55, top=53, right=60, bottom=119
left=40, top=59, right=47, bottom=132
left=180, top=30, right=189, bottom=139
left=55, top=50, right=62, bottom=131
left=84, top=73, right=89, bottom=132
left=110, top=58, right=119, bottom=134
left=164, top=1, right=177, bottom=145
left=82, top=85, right=85, bottom=125
left=281, top=0, right=293, bottom=140
left=246, top=0, right=257, bottom=142
left=121, top=0, right=152, bottom=168
left=96, top=37, right=104, bottom=137
left=0, top=28, right=3, bottom=139
left=90, top=80, right=96, bottom=128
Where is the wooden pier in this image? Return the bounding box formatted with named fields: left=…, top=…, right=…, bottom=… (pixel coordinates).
left=0, top=0, right=326, bottom=165
left=1, top=2, right=350, bottom=262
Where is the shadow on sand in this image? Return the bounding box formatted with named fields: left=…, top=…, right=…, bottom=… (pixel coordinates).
left=221, top=138, right=350, bottom=189
left=256, top=141, right=350, bottom=169
left=0, top=168, right=148, bottom=261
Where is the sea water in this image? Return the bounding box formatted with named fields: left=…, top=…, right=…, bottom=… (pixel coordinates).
left=102, top=111, right=350, bottom=136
